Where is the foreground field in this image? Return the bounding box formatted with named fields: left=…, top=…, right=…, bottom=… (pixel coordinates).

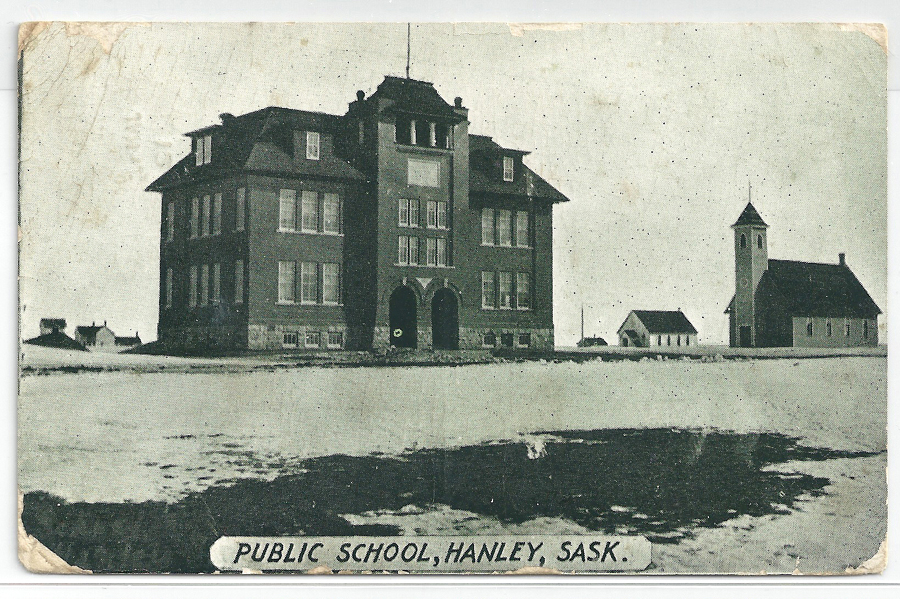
left=18, top=353, right=886, bottom=574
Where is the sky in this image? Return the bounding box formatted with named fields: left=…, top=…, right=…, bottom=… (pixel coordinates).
left=18, top=22, right=888, bottom=345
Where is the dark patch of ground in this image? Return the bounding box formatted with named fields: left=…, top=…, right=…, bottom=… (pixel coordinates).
left=21, top=428, right=881, bottom=573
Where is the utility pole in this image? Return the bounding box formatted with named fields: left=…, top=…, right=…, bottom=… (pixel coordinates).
left=581, top=304, right=585, bottom=342
left=406, top=24, right=411, bottom=79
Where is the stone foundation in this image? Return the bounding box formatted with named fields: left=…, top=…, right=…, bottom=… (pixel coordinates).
left=248, top=324, right=348, bottom=351
left=371, top=326, right=554, bottom=350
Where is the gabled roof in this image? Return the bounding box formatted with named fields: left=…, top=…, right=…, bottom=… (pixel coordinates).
left=764, top=259, right=880, bottom=318
left=732, top=202, right=768, bottom=228
left=724, top=259, right=881, bottom=318
left=628, top=310, right=698, bottom=334
left=115, top=334, right=142, bottom=346
left=368, top=76, right=463, bottom=121
left=74, top=325, right=110, bottom=343
left=23, top=331, right=86, bottom=351
left=468, top=135, right=569, bottom=204
left=147, top=107, right=365, bottom=192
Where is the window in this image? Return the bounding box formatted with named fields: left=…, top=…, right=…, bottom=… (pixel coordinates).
left=398, top=235, right=410, bottom=265
left=657, top=335, right=662, bottom=345
left=301, top=191, right=319, bottom=232
left=235, top=188, right=246, bottom=232
left=409, top=199, right=419, bottom=227
left=427, top=201, right=437, bottom=228
left=757, top=234, right=763, bottom=249
left=301, top=262, right=317, bottom=304
left=166, top=202, right=175, bottom=242
left=482, top=332, right=497, bottom=348
left=482, top=208, right=495, bottom=245
left=426, top=238, right=438, bottom=266
left=481, top=271, right=495, bottom=308
left=398, top=198, right=409, bottom=227
left=189, top=266, right=198, bottom=307
left=497, top=210, right=512, bottom=246
left=408, top=158, right=440, bottom=187
left=429, top=122, right=437, bottom=147
left=212, top=263, right=221, bottom=303
left=395, top=117, right=412, bottom=145
left=498, top=272, right=512, bottom=309
left=213, top=193, right=222, bottom=235
left=195, top=134, right=212, bottom=166
left=845, top=319, right=851, bottom=337
left=323, top=193, right=341, bottom=234
left=305, top=331, right=322, bottom=348
left=306, top=131, right=320, bottom=160
left=234, top=260, right=244, bottom=304
left=516, top=212, right=530, bottom=247
left=282, top=332, right=298, bottom=348
left=826, top=320, right=832, bottom=337
left=202, top=196, right=211, bottom=236
left=500, top=333, right=514, bottom=347
left=437, top=202, right=448, bottom=229
left=806, top=318, right=813, bottom=336
left=409, top=236, right=419, bottom=265
left=685, top=336, right=690, bottom=346
left=200, top=264, right=209, bottom=306
left=503, top=156, right=514, bottom=182
left=327, top=331, right=343, bottom=349
left=279, top=189, right=296, bottom=231
left=165, top=268, right=173, bottom=308
left=436, top=238, right=447, bottom=267
left=863, top=319, right=869, bottom=339
left=667, top=335, right=671, bottom=346
left=517, top=333, right=531, bottom=348
left=677, top=335, right=681, bottom=347
left=322, top=263, right=340, bottom=305
left=740, top=234, right=746, bottom=248
left=278, top=261, right=296, bottom=304
left=435, top=122, right=450, bottom=149
left=517, top=272, right=531, bottom=310
left=190, top=198, right=199, bottom=238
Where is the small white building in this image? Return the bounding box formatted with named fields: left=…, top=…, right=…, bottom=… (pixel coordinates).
left=74, top=322, right=117, bottom=351
left=617, top=310, right=698, bottom=348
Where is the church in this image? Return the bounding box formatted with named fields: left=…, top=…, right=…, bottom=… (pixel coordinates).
left=725, top=202, right=880, bottom=348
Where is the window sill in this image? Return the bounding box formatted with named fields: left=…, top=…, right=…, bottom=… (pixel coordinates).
left=394, top=264, right=454, bottom=269
left=276, top=301, right=296, bottom=306
left=279, top=229, right=344, bottom=237
left=517, top=307, right=532, bottom=311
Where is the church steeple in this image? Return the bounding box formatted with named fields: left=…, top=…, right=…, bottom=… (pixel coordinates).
left=731, top=200, right=769, bottom=347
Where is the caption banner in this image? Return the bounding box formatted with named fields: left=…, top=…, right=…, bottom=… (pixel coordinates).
left=210, top=535, right=651, bottom=573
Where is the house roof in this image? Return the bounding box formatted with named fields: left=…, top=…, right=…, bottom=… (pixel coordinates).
left=627, top=310, right=698, bottom=334
left=115, top=334, right=142, bottom=346
left=369, top=76, right=464, bottom=122
left=468, top=135, right=569, bottom=204
left=146, top=107, right=365, bottom=192
left=40, top=318, right=66, bottom=329
left=24, top=331, right=86, bottom=351
left=724, top=259, right=881, bottom=318
left=732, top=202, right=768, bottom=228
left=74, top=325, right=110, bottom=343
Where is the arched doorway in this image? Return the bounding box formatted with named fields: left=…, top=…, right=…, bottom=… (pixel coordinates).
left=431, top=288, right=459, bottom=350
left=389, top=286, right=417, bottom=348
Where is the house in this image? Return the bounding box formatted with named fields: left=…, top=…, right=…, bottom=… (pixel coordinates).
left=39, top=318, right=67, bottom=335
left=74, top=322, right=116, bottom=351
left=725, top=202, right=880, bottom=347
left=115, top=332, right=142, bottom=348
left=147, top=75, right=569, bottom=351
left=617, top=310, right=698, bottom=348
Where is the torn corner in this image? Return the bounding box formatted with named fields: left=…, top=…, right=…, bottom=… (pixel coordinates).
left=845, top=538, right=887, bottom=574
left=508, top=23, right=583, bottom=37
left=17, top=491, right=89, bottom=574
left=835, top=23, right=888, bottom=54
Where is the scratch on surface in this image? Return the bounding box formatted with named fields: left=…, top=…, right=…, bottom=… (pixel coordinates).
left=509, top=23, right=583, bottom=37
left=17, top=491, right=89, bottom=574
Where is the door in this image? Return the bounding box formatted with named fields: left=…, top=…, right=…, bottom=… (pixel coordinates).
left=739, top=326, right=752, bottom=348
left=431, top=289, right=459, bottom=350
left=389, top=286, right=417, bottom=348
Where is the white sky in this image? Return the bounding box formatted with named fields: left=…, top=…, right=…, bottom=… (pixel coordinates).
left=18, top=22, right=887, bottom=345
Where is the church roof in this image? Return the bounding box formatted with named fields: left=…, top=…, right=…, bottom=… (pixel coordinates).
left=629, top=310, right=698, bottom=334
left=724, top=259, right=881, bottom=318
left=732, top=202, right=768, bottom=228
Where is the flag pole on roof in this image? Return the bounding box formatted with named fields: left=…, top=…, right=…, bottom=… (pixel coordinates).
left=406, top=23, right=411, bottom=79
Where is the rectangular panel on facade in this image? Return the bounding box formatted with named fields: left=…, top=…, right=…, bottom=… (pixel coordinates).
left=200, top=264, right=209, bottom=305
left=236, top=188, right=246, bottom=232
left=234, top=260, right=244, bottom=304
left=407, top=158, right=440, bottom=187
left=213, top=194, right=222, bottom=235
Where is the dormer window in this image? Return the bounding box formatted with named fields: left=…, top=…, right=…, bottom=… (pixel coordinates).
left=503, top=156, right=514, bottom=182
left=306, top=132, right=320, bottom=160
left=195, top=134, right=212, bottom=166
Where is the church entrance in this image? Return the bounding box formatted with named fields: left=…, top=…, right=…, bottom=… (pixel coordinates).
left=389, top=286, right=417, bottom=348
left=739, top=326, right=752, bottom=348
left=431, top=288, right=459, bottom=350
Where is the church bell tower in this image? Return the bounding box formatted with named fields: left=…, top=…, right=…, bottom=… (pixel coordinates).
left=732, top=200, right=768, bottom=347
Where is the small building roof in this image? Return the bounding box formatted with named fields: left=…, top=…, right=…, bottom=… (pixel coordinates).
left=623, top=310, right=698, bottom=334
left=732, top=202, right=768, bottom=228
left=24, top=331, right=86, bottom=351
left=75, top=324, right=111, bottom=343
left=40, top=318, right=66, bottom=329
left=115, top=333, right=142, bottom=346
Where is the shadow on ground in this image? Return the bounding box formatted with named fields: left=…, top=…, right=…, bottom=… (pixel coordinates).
left=22, top=428, right=880, bottom=573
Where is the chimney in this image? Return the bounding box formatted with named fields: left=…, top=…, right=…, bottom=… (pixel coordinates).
left=839, top=253, right=846, bottom=266
left=454, top=96, right=463, bottom=108
left=356, top=90, right=365, bottom=102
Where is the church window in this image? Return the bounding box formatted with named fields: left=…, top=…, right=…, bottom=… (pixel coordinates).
left=757, top=234, right=763, bottom=249
left=740, top=234, right=746, bottom=248
left=863, top=320, right=869, bottom=339
left=826, top=320, right=832, bottom=337
left=845, top=319, right=851, bottom=337
left=806, top=318, right=813, bottom=336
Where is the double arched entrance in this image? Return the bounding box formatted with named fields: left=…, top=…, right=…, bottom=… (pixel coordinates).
left=388, top=285, right=459, bottom=350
